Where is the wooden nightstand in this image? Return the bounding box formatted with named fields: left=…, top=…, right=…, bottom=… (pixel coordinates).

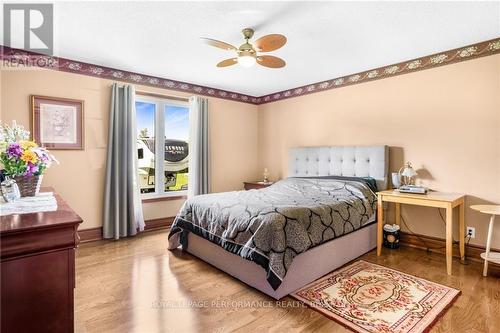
left=376, top=190, right=465, bottom=275
left=243, top=181, right=274, bottom=190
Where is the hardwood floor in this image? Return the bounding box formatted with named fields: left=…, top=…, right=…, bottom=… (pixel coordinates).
left=75, top=229, right=500, bottom=333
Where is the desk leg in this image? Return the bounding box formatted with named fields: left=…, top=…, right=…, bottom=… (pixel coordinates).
left=395, top=203, right=401, bottom=226
left=446, top=204, right=453, bottom=275
left=459, top=202, right=465, bottom=261
left=377, top=196, right=383, bottom=256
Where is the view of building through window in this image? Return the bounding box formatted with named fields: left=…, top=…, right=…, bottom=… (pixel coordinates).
left=136, top=99, right=189, bottom=195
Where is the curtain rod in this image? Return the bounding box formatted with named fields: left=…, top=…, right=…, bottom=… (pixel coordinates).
left=135, top=90, right=189, bottom=102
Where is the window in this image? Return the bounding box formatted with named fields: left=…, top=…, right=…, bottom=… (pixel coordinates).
left=136, top=95, right=189, bottom=198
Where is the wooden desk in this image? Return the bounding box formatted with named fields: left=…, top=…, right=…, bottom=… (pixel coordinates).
left=376, top=190, right=465, bottom=275
left=1, top=190, right=82, bottom=333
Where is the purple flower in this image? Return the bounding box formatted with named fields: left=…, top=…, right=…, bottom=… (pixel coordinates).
left=6, top=143, right=22, bottom=158
left=26, top=162, right=39, bottom=176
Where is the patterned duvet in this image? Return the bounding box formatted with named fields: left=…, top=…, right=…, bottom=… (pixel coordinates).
left=168, top=177, right=377, bottom=290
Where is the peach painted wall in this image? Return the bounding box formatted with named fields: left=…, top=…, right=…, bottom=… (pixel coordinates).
left=258, top=54, right=500, bottom=248
left=1, top=55, right=499, bottom=249
left=0, top=68, right=259, bottom=230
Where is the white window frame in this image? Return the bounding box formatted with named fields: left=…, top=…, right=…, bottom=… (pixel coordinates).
left=136, top=95, right=189, bottom=199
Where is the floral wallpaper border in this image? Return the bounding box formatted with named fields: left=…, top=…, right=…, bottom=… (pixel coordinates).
left=257, top=38, right=500, bottom=104
left=1, top=37, right=499, bottom=105
left=0, top=45, right=260, bottom=105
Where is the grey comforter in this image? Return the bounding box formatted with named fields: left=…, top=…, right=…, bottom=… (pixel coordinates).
left=168, top=177, right=377, bottom=290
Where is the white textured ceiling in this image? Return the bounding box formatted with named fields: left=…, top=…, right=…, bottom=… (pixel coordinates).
left=8, top=1, right=500, bottom=96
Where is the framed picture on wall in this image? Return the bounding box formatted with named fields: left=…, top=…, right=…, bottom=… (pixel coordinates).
left=31, top=95, right=84, bottom=150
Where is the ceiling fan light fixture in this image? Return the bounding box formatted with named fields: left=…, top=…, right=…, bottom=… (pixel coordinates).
left=238, top=54, right=256, bottom=68
left=202, top=28, right=286, bottom=69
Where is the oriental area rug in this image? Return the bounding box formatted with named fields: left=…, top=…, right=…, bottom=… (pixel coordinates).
left=291, top=260, right=460, bottom=333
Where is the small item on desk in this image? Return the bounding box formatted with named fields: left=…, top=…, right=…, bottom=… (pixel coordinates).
left=394, top=162, right=427, bottom=193
left=1, top=177, right=21, bottom=202
left=0, top=191, right=57, bottom=216
left=0, top=121, right=58, bottom=197
left=391, top=172, right=401, bottom=189
left=398, top=161, right=418, bottom=185
left=383, top=224, right=400, bottom=249
left=398, top=185, right=428, bottom=194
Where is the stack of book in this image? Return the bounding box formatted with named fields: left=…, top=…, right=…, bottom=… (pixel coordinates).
left=0, top=192, right=58, bottom=216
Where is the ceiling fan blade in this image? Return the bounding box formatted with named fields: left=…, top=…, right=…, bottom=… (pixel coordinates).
left=201, top=37, right=237, bottom=51
left=257, top=55, right=286, bottom=68
left=217, top=58, right=238, bottom=67
left=254, top=34, right=287, bottom=52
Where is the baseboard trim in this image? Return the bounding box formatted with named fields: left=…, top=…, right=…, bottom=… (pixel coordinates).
left=79, top=217, right=174, bottom=243
left=144, top=217, right=175, bottom=231
left=78, top=227, right=103, bottom=243
left=399, top=231, right=500, bottom=268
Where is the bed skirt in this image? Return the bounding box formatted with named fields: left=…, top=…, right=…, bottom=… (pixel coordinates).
left=184, top=221, right=377, bottom=300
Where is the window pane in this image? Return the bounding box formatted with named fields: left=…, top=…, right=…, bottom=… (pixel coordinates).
left=164, top=105, right=189, bottom=192
left=136, top=101, right=156, bottom=194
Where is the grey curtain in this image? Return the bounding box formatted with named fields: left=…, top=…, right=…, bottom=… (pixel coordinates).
left=188, top=96, right=210, bottom=197
left=103, top=83, right=145, bottom=239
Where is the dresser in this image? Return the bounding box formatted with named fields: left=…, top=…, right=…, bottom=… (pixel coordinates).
left=0, top=190, right=82, bottom=333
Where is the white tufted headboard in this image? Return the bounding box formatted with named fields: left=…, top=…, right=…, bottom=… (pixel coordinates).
left=288, top=145, right=389, bottom=190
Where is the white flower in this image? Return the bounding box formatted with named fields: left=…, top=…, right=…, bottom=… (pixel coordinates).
left=430, top=54, right=448, bottom=64
left=89, top=67, right=104, bottom=75
left=0, top=121, right=30, bottom=144
left=112, top=71, right=124, bottom=78
left=367, top=70, right=378, bottom=78
left=241, top=95, right=248, bottom=101
left=273, top=93, right=281, bottom=99
left=349, top=74, right=361, bottom=82
left=306, top=85, right=315, bottom=92
left=334, top=78, right=344, bottom=86
left=219, top=91, right=227, bottom=97
left=408, top=60, right=421, bottom=70
left=384, top=66, right=399, bottom=74
left=13, top=53, right=30, bottom=62
left=180, top=84, right=189, bottom=90
left=319, top=82, right=330, bottom=89
left=164, top=81, right=175, bottom=87
left=489, top=40, right=500, bottom=51
left=193, top=86, right=203, bottom=93
left=148, top=78, right=159, bottom=84
left=129, top=74, right=142, bottom=82
left=207, top=89, right=214, bottom=95
left=294, top=88, right=303, bottom=94
left=284, top=91, right=291, bottom=97
left=68, top=62, right=81, bottom=70
left=459, top=47, right=477, bottom=57
left=231, top=94, right=238, bottom=99
left=264, top=96, right=271, bottom=101
left=49, top=58, right=59, bottom=67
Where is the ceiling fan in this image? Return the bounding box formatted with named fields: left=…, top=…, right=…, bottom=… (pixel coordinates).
left=201, top=28, right=287, bottom=69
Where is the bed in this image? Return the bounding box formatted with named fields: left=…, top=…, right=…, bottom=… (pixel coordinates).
left=169, top=145, right=389, bottom=299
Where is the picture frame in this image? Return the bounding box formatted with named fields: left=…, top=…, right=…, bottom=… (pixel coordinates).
left=30, top=95, right=84, bottom=150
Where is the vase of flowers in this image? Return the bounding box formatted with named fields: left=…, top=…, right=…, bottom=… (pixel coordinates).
left=0, top=121, right=58, bottom=197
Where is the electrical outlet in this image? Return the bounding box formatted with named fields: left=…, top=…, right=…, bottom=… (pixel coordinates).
left=466, top=226, right=476, bottom=238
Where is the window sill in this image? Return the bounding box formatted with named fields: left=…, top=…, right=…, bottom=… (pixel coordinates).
left=142, top=195, right=187, bottom=203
